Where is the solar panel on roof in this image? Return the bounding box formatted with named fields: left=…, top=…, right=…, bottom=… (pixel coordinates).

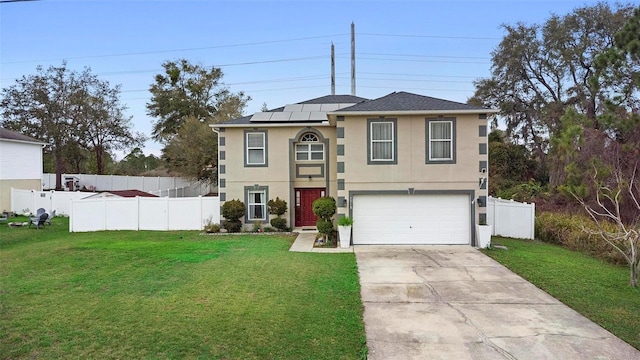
left=283, top=104, right=304, bottom=112
left=301, top=104, right=322, bottom=112
left=250, top=112, right=273, bottom=122
left=289, top=112, right=311, bottom=121
left=308, top=112, right=327, bottom=121
left=270, top=112, right=292, bottom=121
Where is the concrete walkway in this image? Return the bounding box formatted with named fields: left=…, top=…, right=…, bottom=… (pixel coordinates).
left=355, top=245, right=640, bottom=360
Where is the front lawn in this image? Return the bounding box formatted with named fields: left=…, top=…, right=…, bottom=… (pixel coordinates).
left=0, top=217, right=366, bottom=359
left=483, top=237, right=640, bottom=350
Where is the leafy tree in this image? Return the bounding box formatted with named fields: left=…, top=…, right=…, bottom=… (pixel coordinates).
left=117, top=147, right=161, bottom=175
left=1, top=63, right=141, bottom=187
left=488, top=130, right=542, bottom=198
left=1, top=63, right=77, bottom=189
left=73, top=77, right=145, bottom=174
left=161, top=116, right=218, bottom=183
left=470, top=3, right=636, bottom=185
left=146, top=59, right=250, bottom=142
left=60, top=142, right=90, bottom=174
left=593, top=5, right=640, bottom=101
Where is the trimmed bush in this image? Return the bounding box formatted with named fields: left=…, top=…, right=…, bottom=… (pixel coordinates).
left=270, top=217, right=287, bottom=231
left=535, top=211, right=625, bottom=265
left=268, top=197, right=288, bottom=217
left=221, top=199, right=245, bottom=233
left=312, top=197, right=336, bottom=220
left=222, top=199, right=245, bottom=221
left=316, top=219, right=334, bottom=236
left=313, top=197, right=337, bottom=242
left=223, top=220, right=242, bottom=233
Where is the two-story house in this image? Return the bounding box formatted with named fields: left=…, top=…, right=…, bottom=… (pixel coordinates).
left=213, top=91, right=496, bottom=246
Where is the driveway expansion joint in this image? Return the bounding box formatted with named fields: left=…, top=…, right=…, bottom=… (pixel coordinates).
left=446, top=302, right=518, bottom=360
left=490, top=333, right=612, bottom=341
left=412, top=248, right=442, bottom=266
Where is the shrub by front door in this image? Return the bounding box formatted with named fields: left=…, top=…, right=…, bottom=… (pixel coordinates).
left=295, top=188, right=325, bottom=227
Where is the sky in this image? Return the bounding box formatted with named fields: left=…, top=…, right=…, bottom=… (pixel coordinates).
left=0, top=0, right=623, bottom=159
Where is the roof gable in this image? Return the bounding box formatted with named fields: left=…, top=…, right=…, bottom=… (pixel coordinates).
left=0, top=128, right=45, bottom=144
left=337, top=91, right=484, bottom=112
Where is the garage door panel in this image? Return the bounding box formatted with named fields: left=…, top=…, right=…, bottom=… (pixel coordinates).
left=352, top=194, right=470, bottom=245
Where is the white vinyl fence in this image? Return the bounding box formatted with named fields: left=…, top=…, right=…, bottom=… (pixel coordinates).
left=11, top=189, right=97, bottom=215
left=42, top=173, right=214, bottom=197
left=487, top=196, right=535, bottom=239
left=70, top=196, right=220, bottom=232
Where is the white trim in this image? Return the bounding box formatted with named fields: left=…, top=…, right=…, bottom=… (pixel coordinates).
left=370, top=121, right=394, bottom=162
left=429, top=120, right=454, bottom=161
left=246, top=132, right=265, bottom=165
left=295, top=142, right=324, bottom=161
left=213, top=122, right=332, bottom=129
left=247, top=189, right=267, bottom=221
left=329, top=109, right=499, bottom=116
left=0, top=138, right=47, bottom=146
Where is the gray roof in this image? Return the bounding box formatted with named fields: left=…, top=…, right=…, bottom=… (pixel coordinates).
left=216, top=92, right=486, bottom=126
left=217, top=94, right=369, bottom=126
left=337, top=91, right=485, bottom=112
left=298, top=94, right=368, bottom=105
left=0, top=128, right=45, bottom=144
left=218, top=115, right=253, bottom=125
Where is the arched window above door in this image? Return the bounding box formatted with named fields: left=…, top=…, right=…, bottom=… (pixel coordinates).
left=296, top=132, right=324, bottom=161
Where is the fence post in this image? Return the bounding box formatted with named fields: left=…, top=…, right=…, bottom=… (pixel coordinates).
left=136, top=196, right=140, bottom=231
left=199, top=195, right=203, bottom=230
left=530, top=202, right=536, bottom=240
left=490, top=197, right=496, bottom=235
left=69, top=198, right=74, bottom=232
left=102, top=198, right=107, bottom=231
left=166, top=196, right=170, bottom=230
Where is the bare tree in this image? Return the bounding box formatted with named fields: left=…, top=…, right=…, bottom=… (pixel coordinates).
left=569, top=162, right=640, bottom=287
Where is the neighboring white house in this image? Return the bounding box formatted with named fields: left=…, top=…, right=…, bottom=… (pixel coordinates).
left=0, top=128, right=46, bottom=212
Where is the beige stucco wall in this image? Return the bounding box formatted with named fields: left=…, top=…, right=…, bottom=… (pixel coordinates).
left=0, top=179, right=42, bottom=212
left=218, top=112, right=489, bottom=231
left=336, top=113, right=488, bottom=225
left=218, top=125, right=337, bottom=228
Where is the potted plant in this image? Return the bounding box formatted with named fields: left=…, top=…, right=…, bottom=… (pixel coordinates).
left=337, top=216, right=353, bottom=248
left=476, top=218, right=492, bottom=249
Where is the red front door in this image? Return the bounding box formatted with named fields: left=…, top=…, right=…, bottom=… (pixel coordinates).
left=295, top=188, right=325, bottom=227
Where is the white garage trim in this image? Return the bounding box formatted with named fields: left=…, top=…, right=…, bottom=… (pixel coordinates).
left=350, top=191, right=474, bottom=245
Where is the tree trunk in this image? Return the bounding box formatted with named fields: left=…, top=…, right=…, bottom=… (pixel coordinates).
left=632, top=260, right=638, bottom=288
left=54, top=148, right=64, bottom=191
left=95, top=145, right=104, bottom=175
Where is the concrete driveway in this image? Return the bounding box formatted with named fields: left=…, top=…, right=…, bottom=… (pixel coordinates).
left=355, top=245, right=640, bottom=360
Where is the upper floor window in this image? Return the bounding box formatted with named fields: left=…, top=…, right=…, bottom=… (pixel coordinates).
left=245, top=131, right=267, bottom=166
left=368, top=119, right=397, bottom=164
left=426, top=118, right=456, bottom=164
left=296, top=133, right=324, bottom=161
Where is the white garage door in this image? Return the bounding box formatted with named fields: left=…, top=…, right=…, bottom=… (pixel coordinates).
left=352, top=194, right=470, bottom=245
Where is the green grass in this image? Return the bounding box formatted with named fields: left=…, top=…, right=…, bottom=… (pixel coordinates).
left=0, top=217, right=367, bottom=359
left=483, top=237, right=640, bottom=350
